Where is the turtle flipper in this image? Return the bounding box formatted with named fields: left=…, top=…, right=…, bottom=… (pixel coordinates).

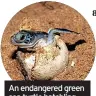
left=48, top=28, right=79, bottom=34
left=47, top=28, right=80, bottom=45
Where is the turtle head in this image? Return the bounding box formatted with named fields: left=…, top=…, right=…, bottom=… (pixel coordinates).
left=11, top=30, right=36, bottom=48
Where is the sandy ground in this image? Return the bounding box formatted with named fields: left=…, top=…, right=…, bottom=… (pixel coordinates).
left=1, top=1, right=95, bottom=80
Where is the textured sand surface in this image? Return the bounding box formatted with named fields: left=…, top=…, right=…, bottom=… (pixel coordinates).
left=1, top=1, right=95, bottom=80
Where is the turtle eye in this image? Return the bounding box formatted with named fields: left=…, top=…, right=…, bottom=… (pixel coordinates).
left=14, top=33, right=26, bottom=42
left=20, top=34, right=25, bottom=40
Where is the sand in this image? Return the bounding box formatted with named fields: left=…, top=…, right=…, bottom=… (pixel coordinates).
left=1, top=1, right=95, bottom=80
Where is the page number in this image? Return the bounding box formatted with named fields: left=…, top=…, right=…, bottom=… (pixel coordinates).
left=92, top=10, right=96, bottom=16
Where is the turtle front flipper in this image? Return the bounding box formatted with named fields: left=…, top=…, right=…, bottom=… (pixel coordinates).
left=47, top=28, right=80, bottom=45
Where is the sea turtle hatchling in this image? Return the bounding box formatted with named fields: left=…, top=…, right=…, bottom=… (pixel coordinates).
left=11, top=28, right=79, bottom=80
